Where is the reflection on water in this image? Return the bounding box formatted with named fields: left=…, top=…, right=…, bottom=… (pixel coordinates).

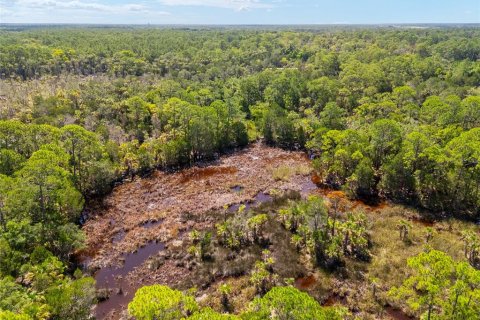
left=228, top=191, right=273, bottom=213
left=141, top=219, right=164, bottom=229
left=94, top=241, right=165, bottom=319
left=231, top=185, right=244, bottom=193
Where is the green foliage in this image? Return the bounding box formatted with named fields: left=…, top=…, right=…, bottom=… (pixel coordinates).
left=0, top=251, right=96, bottom=320
left=60, top=124, right=115, bottom=195
left=128, top=285, right=198, bottom=320
left=346, top=158, right=376, bottom=199
left=319, top=102, right=347, bottom=130
left=279, top=196, right=370, bottom=269
left=310, top=129, right=367, bottom=187
left=247, top=214, right=268, bottom=242
left=45, top=276, right=96, bottom=320
left=219, top=283, right=233, bottom=313
left=129, top=285, right=346, bottom=320
left=389, top=250, right=480, bottom=319
left=0, top=310, right=32, bottom=320
left=0, top=149, right=24, bottom=175
left=1, top=26, right=480, bottom=318
left=0, top=123, right=96, bottom=319
left=187, top=308, right=240, bottom=320
left=199, top=232, right=212, bottom=261
left=216, top=211, right=270, bottom=250
left=244, top=286, right=344, bottom=320
left=308, top=110, right=480, bottom=215
left=14, top=148, right=83, bottom=225
left=250, top=250, right=278, bottom=295
left=0, top=276, right=46, bottom=319
left=188, top=230, right=212, bottom=261
left=369, top=119, right=403, bottom=169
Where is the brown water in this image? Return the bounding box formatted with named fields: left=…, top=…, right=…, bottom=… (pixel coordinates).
left=180, top=166, right=238, bottom=183
left=311, top=172, right=322, bottom=185
left=294, top=275, right=317, bottom=290
left=95, top=241, right=165, bottom=319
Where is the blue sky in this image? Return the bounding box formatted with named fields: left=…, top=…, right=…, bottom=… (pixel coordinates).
left=1, top=0, right=479, bottom=24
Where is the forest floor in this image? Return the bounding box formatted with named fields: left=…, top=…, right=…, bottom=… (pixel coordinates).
left=78, top=142, right=475, bottom=320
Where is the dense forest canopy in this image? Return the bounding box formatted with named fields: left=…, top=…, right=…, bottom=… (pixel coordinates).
left=1, top=26, right=479, bottom=214
left=0, top=26, right=479, bottom=320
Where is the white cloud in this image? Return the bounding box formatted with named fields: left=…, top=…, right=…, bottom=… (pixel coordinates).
left=5, top=0, right=169, bottom=14
left=123, top=3, right=150, bottom=12
left=16, top=0, right=110, bottom=11
left=158, top=0, right=274, bottom=11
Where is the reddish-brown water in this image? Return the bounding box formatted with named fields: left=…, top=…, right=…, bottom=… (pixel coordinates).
left=311, top=172, right=322, bottom=185
left=179, top=166, right=238, bottom=183
left=294, top=275, right=317, bottom=290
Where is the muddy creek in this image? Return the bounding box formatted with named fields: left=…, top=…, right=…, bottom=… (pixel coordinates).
left=95, top=241, right=166, bottom=318
left=92, top=189, right=277, bottom=318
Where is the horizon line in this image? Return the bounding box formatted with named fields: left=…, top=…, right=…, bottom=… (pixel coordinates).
left=1, top=22, right=479, bottom=25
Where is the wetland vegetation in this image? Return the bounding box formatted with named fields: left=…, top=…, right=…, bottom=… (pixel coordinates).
left=0, top=25, right=479, bottom=319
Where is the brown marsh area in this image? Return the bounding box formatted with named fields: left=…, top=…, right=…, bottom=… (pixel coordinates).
left=79, top=143, right=315, bottom=319
left=78, top=143, right=470, bottom=319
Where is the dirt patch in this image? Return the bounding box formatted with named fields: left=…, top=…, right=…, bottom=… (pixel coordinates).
left=78, top=142, right=314, bottom=319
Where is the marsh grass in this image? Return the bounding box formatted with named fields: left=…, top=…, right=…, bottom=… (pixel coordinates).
left=272, top=164, right=312, bottom=181
left=181, top=193, right=478, bottom=319
left=360, top=205, right=474, bottom=317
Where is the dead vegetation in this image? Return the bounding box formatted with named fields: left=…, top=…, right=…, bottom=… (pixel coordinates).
left=78, top=142, right=314, bottom=319
left=78, top=143, right=478, bottom=320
